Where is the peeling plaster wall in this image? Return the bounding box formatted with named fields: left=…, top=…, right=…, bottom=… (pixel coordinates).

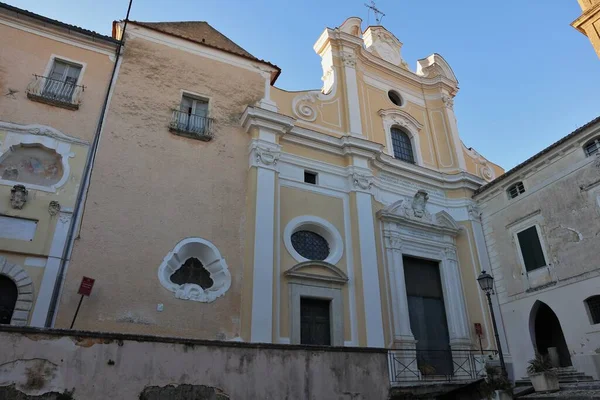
left=55, top=33, right=266, bottom=338
left=477, top=122, right=600, bottom=380
left=0, top=327, right=389, bottom=400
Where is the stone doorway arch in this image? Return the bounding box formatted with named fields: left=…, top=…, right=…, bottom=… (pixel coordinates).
left=530, top=300, right=572, bottom=367
left=0, top=257, right=33, bottom=326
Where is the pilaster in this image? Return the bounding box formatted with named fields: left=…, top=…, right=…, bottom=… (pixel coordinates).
left=241, top=106, right=294, bottom=343
left=30, top=208, right=73, bottom=327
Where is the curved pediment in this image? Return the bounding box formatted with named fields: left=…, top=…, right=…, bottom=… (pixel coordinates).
left=416, top=53, right=458, bottom=83
left=378, top=192, right=460, bottom=236
left=434, top=211, right=460, bottom=230
left=284, top=261, right=348, bottom=284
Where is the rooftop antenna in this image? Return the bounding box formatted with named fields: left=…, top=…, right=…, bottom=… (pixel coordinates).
left=365, top=0, right=385, bottom=25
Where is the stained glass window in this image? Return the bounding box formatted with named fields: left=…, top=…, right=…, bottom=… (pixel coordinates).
left=291, top=230, right=330, bottom=260
left=391, top=128, right=415, bottom=164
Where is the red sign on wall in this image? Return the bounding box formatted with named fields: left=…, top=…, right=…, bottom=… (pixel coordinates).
left=474, top=322, right=483, bottom=337
left=78, top=277, right=95, bottom=296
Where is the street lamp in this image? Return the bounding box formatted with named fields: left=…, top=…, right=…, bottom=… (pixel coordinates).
left=477, top=270, right=508, bottom=378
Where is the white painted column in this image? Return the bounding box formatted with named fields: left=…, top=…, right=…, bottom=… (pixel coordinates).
left=341, top=50, right=363, bottom=137
left=441, top=247, right=471, bottom=348
left=351, top=169, right=384, bottom=347
left=383, top=233, right=415, bottom=345
left=30, top=209, right=73, bottom=327
left=249, top=137, right=280, bottom=343
left=441, top=94, right=467, bottom=171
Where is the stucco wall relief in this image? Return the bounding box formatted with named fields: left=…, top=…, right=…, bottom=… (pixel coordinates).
left=158, top=238, right=231, bottom=303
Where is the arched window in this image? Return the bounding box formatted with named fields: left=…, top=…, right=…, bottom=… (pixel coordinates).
left=507, top=181, right=525, bottom=199
left=584, top=138, right=600, bottom=157
left=585, top=296, right=600, bottom=324
left=391, top=127, right=415, bottom=163
left=0, top=275, right=18, bottom=325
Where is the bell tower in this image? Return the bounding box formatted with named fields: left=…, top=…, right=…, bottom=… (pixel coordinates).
left=572, top=0, right=600, bottom=59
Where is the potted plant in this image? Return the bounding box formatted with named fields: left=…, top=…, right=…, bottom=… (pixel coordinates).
left=527, top=353, right=559, bottom=393
left=480, top=365, right=513, bottom=400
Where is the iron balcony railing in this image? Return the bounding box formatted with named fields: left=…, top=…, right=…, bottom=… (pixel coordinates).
left=169, top=109, right=214, bottom=141
left=26, top=75, right=84, bottom=110
left=388, top=348, right=498, bottom=384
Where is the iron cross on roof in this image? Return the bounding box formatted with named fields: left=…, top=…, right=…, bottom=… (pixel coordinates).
left=365, top=0, right=386, bottom=25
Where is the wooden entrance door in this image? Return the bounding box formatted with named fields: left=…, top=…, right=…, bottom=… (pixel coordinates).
left=404, top=256, right=453, bottom=376
left=300, top=298, right=331, bottom=345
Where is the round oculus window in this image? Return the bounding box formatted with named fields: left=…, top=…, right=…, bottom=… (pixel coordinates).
left=291, top=230, right=330, bottom=261
left=388, top=90, right=403, bottom=107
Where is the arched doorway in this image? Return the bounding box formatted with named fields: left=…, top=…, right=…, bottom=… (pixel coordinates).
left=530, top=301, right=572, bottom=367
left=0, top=275, right=18, bottom=324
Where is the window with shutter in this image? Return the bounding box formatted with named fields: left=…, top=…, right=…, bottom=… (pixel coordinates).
left=517, top=226, right=547, bottom=272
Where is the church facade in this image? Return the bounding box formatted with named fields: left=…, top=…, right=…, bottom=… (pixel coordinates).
left=51, top=14, right=507, bottom=366
left=0, top=3, right=510, bottom=380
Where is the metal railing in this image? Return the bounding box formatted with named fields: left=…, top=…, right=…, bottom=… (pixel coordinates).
left=26, top=75, right=84, bottom=109
left=169, top=110, right=214, bottom=141
left=388, top=348, right=498, bottom=384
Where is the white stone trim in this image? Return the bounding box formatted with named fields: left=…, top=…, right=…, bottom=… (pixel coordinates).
left=42, top=54, right=87, bottom=89
left=30, top=209, right=72, bottom=327
left=288, top=283, right=345, bottom=346
left=283, top=215, right=344, bottom=265
left=0, top=122, right=88, bottom=193
left=380, top=204, right=471, bottom=349
left=355, top=191, right=385, bottom=347
left=341, top=50, right=363, bottom=136
left=379, top=108, right=423, bottom=165
left=0, top=257, right=33, bottom=326
left=278, top=179, right=359, bottom=346
left=157, top=237, right=232, bottom=303
left=508, top=213, right=555, bottom=291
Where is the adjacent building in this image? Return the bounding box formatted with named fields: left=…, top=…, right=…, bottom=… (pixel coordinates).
left=0, top=3, right=117, bottom=327
left=572, top=0, right=600, bottom=59
left=474, top=116, right=600, bottom=380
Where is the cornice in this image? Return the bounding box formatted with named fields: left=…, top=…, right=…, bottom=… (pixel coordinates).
left=377, top=210, right=460, bottom=237
left=571, top=3, right=600, bottom=32
left=0, top=12, right=117, bottom=56
left=240, top=106, right=296, bottom=135
left=280, top=118, right=484, bottom=191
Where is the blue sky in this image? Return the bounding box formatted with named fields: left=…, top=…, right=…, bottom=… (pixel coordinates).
left=8, top=0, right=599, bottom=170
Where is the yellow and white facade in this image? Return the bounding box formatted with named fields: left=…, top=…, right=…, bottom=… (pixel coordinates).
left=239, top=17, right=505, bottom=351
left=41, top=13, right=510, bottom=367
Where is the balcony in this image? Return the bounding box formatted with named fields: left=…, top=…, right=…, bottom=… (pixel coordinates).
left=169, top=110, right=214, bottom=141
left=388, top=348, right=497, bottom=385
left=26, top=75, right=84, bottom=110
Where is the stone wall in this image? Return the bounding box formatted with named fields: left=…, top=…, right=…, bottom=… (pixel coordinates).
left=0, top=326, right=390, bottom=399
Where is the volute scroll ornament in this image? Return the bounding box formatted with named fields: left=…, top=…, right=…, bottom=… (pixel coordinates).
left=292, top=92, right=318, bottom=122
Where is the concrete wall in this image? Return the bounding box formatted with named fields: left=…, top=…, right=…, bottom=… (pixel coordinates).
left=476, top=119, right=600, bottom=380
left=0, top=326, right=390, bottom=400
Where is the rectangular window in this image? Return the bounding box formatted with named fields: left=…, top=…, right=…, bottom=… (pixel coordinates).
left=300, top=297, right=331, bottom=345
left=175, top=95, right=209, bottom=134
left=43, top=60, right=82, bottom=102
left=304, top=171, right=317, bottom=185
left=587, top=297, right=600, bottom=324
left=517, top=226, right=547, bottom=272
